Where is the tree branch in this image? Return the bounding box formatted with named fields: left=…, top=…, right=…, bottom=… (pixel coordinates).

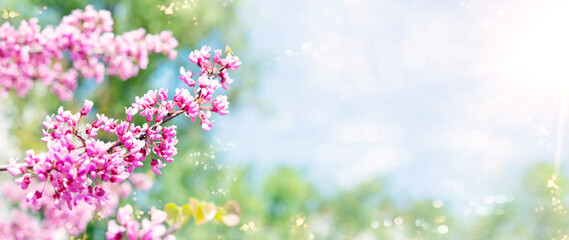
left=106, top=109, right=185, bottom=153
left=0, top=164, right=32, bottom=172
left=0, top=109, right=186, bottom=172
left=161, top=226, right=180, bottom=239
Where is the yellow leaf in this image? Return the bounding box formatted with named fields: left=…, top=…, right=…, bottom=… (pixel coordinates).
left=163, top=203, right=180, bottom=227
left=225, top=45, right=234, bottom=56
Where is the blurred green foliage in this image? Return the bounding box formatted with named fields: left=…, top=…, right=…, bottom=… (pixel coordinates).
left=155, top=161, right=569, bottom=240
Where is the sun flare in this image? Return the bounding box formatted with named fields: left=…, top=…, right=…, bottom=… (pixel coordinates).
left=502, top=1, right=569, bottom=90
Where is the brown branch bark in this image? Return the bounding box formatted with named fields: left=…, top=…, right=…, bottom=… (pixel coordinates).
left=106, top=109, right=185, bottom=153
left=0, top=164, right=32, bottom=172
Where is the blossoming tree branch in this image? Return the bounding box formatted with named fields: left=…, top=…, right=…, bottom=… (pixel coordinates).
left=0, top=6, right=241, bottom=239
left=0, top=5, right=178, bottom=100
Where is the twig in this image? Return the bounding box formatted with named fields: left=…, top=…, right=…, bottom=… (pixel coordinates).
left=0, top=164, right=32, bottom=172
left=106, top=109, right=185, bottom=153
left=3, top=64, right=224, bottom=171
left=161, top=226, right=180, bottom=239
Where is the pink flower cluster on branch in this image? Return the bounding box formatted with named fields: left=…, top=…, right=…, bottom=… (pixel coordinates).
left=7, top=46, right=240, bottom=212
left=0, top=5, right=178, bottom=100
left=106, top=205, right=174, bottom=240
left=0, top=173, right=151, bottom=238
left=0, top=173, right=154, bottom=239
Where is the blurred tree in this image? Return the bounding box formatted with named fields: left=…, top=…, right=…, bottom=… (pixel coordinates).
left=263, top=167, right=319, bottom=237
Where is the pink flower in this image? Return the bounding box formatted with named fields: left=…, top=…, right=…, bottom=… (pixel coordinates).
left=10, top=45, right=240, bottom=210
left=106, top=205, right=172, bottom=240
left=7, top=158, right=25, bottom=176
left=0, top=210, right=55, bottom=240
left=200, top=111, right=213, bottom=131
left=106, top=220, right=124, bottom=240
left=150, top=159, right=164, bottom=175
left=179, top=66, right=194, bottom=87
left=117, top=204, right=133, bottom=225
left=212, top=95, right=229, bottom=115
left=81, top=99, right=94, bottom=116
left=15, top=174, right=31, bottom=190
left=129, top=173, right=154, bottom=191
left=0, top=5, right=179, bottom=100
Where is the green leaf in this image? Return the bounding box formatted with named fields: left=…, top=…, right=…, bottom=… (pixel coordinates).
left=164, top=203, right=193, bottom=227
left=179, top=204, right=192, bottom=226
left=164, top=203, right=180, bottom=227
left=194, top=202, right=217, bottom=225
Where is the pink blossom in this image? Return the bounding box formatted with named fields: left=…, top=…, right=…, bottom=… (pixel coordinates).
left=81, top=100, right=94, bottom=116
left=6, top=158, right=25, bottom=176
left=10, top=45, right=240, bottom=211
left=129, top=173, right=154, bottom=191
left=106, top=205, right=172, bottom=240
left=212, top=95, right=229, bottom=115
left=0, top=5, right=178, bottom=100
left=0, top=180, right=127, bottom=236
left=0, top=210, right=55, bottom=240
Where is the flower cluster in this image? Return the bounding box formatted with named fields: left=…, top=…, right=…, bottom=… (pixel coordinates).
left=106, top=205, right=174, bottom=240
left=0, top=209, right=55, bottom=240
left=180, top=45, right=241, bottom=131
left=0, top=173, right=155, bottom=238
left=0, top=5, right=178, bottom=100
left=7, top=46, right=240, bottom=212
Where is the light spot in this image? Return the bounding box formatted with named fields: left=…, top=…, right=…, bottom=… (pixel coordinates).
left=422, top=222, right=432, bottom=230
left=437, top=225, right=449, bottom=234
left=394, top=217, right=403, bottom=225
left=383, top=218, right=393, bottom=227
left=296, top=217, right=305, bottom=226
left=432, top=200, right=443, bottom=208
left=301, top=42, right=313, bottom=53
left=476, top=206, right=489, bottom=216
left=435, top=216, right=446, bottom=223
left=415, top=218, right=424, bottom=227
left=371, top=220, right=380, bottom=229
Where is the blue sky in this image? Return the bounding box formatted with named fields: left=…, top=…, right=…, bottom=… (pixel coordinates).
left=210, top=0, right=569, bottom=209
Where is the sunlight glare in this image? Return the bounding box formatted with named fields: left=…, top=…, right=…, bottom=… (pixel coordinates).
left=502, top=1, right=569, bottom=90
